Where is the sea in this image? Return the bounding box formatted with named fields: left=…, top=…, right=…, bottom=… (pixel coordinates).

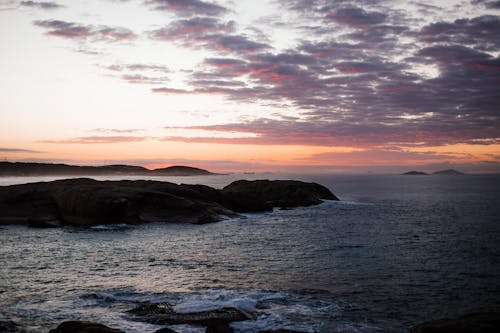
left=0, top=173, right=499, bottom=333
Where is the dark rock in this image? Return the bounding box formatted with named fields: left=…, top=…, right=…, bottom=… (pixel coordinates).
left=0, top=179, right=337, bottom=227
left=153, top=328, right=179, bottom=333
left=205, top=319, right=234, bottom=333
left=0, top=320, right=25, bottom=333
left=221, top=179, right=338, bottom=212
left=402, top=171, right=428, bottom=175
left=48, top=321, right=125, bottom=333
left=259, top=328, right=309, bottom=333
left=0, top=161, right=213, bottom=177
left=410, top=312, right=500, bottom=333
left=127, top=303, right=249, bottom=325
left=432, top=169, right=465, bottom=175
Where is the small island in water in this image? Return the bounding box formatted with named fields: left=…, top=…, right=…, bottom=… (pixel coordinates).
left=0, top=162, right=213, bottom=177
left=402, top=169, right=465, bottom=175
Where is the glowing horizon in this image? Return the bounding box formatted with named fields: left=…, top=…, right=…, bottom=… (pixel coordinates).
left=1, top=0, right=499, bottom=174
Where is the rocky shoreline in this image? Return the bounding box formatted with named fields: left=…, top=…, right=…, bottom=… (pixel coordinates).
left=3, top=311, right=499, bottom=333
left=0, top=178, right=338, bottom=227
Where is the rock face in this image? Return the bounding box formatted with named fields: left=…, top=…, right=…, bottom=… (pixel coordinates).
left=127, top=302, right=249, bottom=325
left=0, top=178, right=337, bottom=227
left=410, top=312, right=500, bottom=333
left=48, top=321, right=125, bottom=333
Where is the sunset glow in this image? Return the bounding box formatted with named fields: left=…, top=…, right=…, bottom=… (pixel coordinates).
left=1, top=0, right=499, bottom=173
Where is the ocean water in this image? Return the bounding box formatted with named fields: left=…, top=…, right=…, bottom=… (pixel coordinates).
left=1, top=173, right=499, bottom=333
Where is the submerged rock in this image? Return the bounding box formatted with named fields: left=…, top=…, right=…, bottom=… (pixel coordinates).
left=48, top=321, right=125, bottom=333
left=127, top=302, right=249, bottom=325
left=410, top=312, right=500, bottom=333
left=0, top=178, right=337, bottom=227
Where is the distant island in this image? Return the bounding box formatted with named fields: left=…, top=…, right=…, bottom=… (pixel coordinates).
left=402, top=169, right=465, bottom=175
left=432, top=169, right=465, bottom=175
left=0, top=162, right=213, bottom=177
left=402, top=171, right=428, bottom=175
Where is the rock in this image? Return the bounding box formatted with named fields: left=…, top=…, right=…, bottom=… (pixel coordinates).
left=402, top=171, right=428, bottom=175
left=410, top=312, right=500, bottom=333
left=0, top=320, right=25, bottom=333
left=205, top=319, right=234, bottom=333
left=153, top=328, right=179, bottom=333
left=432, top=169, right=465, bottom=175
left=48, top=321, right=125, bottom=333
left=0, top=179, right=337, bottom=227
left=259, top=328, right=309, bottom=333
left=127, top=302, right=249, bottom=325
left=221, top=179, right=338, bottom=212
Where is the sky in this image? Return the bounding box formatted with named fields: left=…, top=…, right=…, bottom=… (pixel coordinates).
left=0, top=0, right=499, bottom=173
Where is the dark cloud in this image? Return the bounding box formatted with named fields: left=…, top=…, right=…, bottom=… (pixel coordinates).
left=0, top=147, right=42, bottom=153
left=20, top=1, right=64, bottom=10
left=471, top=0, right=500, bottom=9
left=149, top=17, right=269, bottom=53
left=20, top=1, right=63, bottom=10
left=326, top=6, right=387, bottom=28
left=34, top=20, right=137, bottom=41
left=419, top=15, right=500, bottom=50
left=145, top=0, right=228, bottom=17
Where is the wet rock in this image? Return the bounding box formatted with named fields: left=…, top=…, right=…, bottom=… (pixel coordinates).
left=221, top=179, right=338, bottom=212
left=205, top=319, right=234, bottom=333
left=47, top=321, right=125, bottom=333
left=153, top=328, right=179, bottom=333
left=127, top=303, right=249, bottom=325
left=0, top=320, right=25, bottom=333
left=259, top=330, right=309, bottom=333
left=410, top=312, right=500, bottom=333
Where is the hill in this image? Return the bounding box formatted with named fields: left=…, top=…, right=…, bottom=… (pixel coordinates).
left=0, top=162, right=213, bottom=177
left=433, top=169, right=465, bottom=175
left=402, top=171, right=428, bottom=175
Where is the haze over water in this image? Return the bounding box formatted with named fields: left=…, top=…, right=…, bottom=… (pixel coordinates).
left=1, top=173, right=499, bottom=333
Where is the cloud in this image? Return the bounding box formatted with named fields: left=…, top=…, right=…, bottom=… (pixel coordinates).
left=20, top=1, right=63, bottom=10
left=41, top=136, right=149, bottom=144
left=145, top=0, right=228, bottom=17
left=34, top=20, right=137, bottom=41
left=0, top=147, right=42, bottom=153
left=471, top=0, right=500, bottom=9
left=161, top=116, right=500, bottom=148
left=92, top=128, right=144, bottom=134
left=326, top=6, right=387, bottom=28
left=419, top=15, right=500, bottom=50
left=149, top=17, right=269, bottom=54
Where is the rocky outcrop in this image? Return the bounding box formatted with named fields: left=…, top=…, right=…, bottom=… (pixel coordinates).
left=48, top=321, right=125, bottom=333
left=221, top=179, right=338, bottom=212
left=410, top=312, right=500, bottom=333
left=0, top=178, right=337, bottom=227
left=127, top=302, right=249, bottom=325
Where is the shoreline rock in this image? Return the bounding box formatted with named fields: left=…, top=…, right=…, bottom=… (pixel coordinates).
left=0, top=178, right=337, bottom=228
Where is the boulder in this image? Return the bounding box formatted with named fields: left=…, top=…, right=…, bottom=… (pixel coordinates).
left=48, top=321, right=125, bottom=333
left=410, top=312, right=500, bottom=333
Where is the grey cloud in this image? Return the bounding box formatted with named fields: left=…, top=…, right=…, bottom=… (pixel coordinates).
left=145, top=0, right=228, bottom=17
left=20, top=1, right=63, bottom=10
left=34, top=20, right=137, bottom=41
